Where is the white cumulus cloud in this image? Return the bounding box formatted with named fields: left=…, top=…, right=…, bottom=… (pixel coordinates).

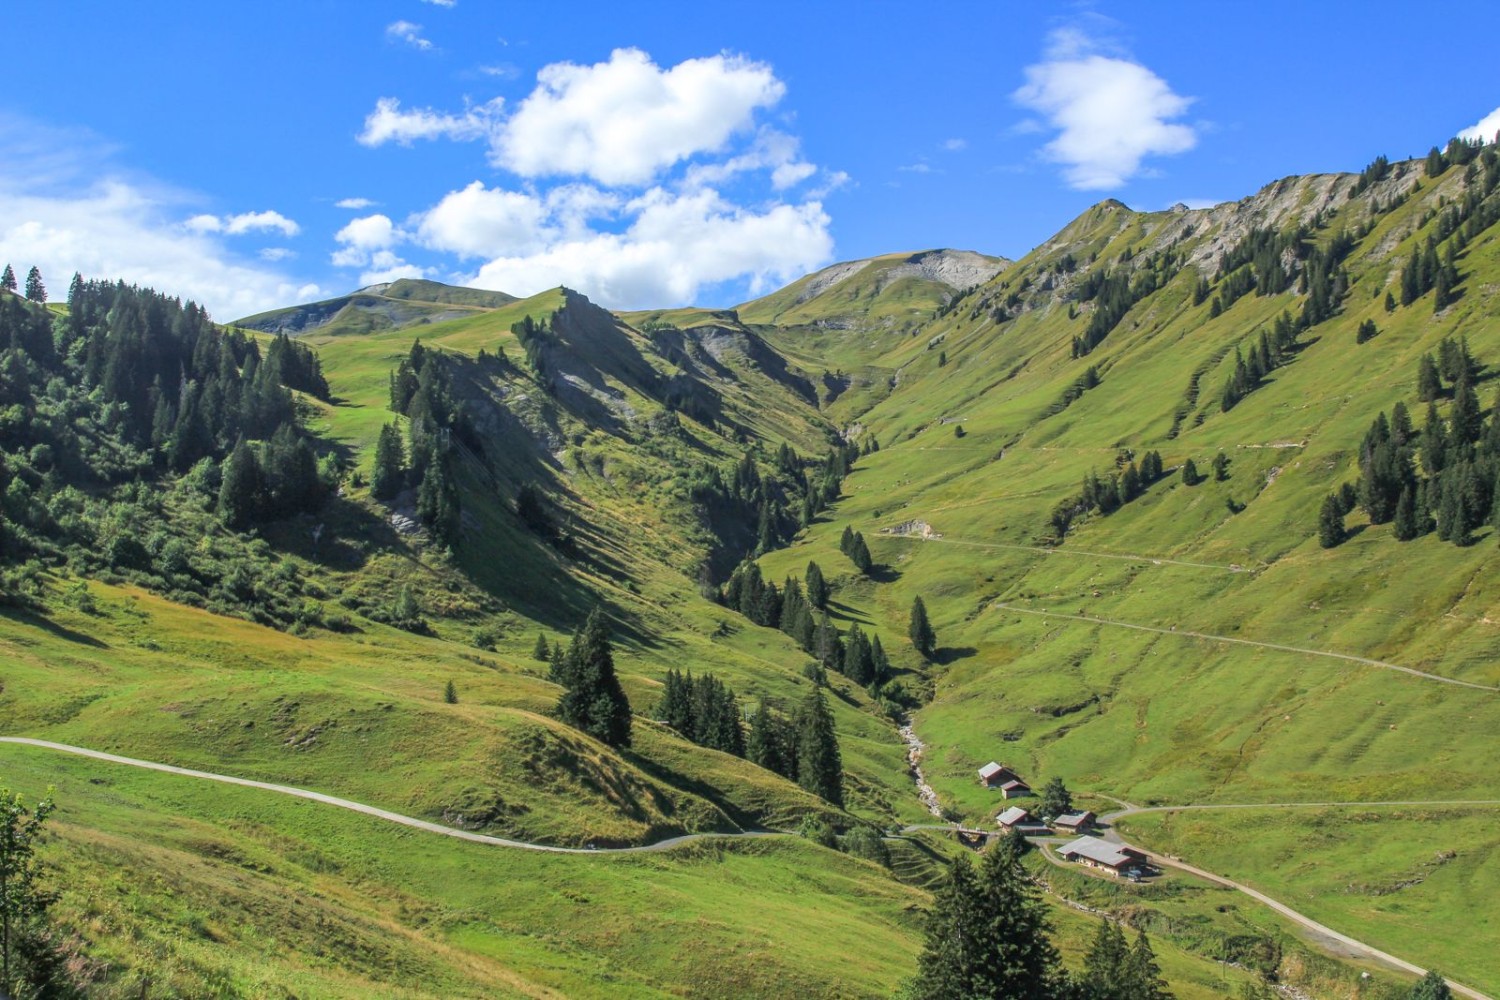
left=357, top=96, right=503, bottom=147
left=184, top=209, right=301, bottom=237
left=386, top=20, right=434, bottom=51
left=1460, top=106, right=1500, bottom=144
left=1013, top=30, right=1196, bottom=190
left=492, top=47, right=785, bottom=185
left=463, top=186, right=832, bottom=308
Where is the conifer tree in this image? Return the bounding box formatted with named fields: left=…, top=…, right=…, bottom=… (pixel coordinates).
left=795, top=686, right=842, bottom=805
left=1082, top=919, right=1130, bottom=999
left=1394, top=487, right=1419, bottom=541
left=444, top=680, right=458, bottom=704
left=1211, top=451, right=1230, bottom=481
left=218, top=438, right=263, bottom=530
left=22, top=267, right=44, bottom=304
left=1126, top=928, right=1172, bottom=1000
left=1180, top=458, right=1199, bottom=485
left=909, top=596, right=936, bottom=659
left=805, top=560, right=829, bottom=608
left=371, top=423, right=406, bottom=500
left=0, top=265, right=14, bottom=294
left=870, top=634, right=891, bottom=687
left=847, top=531, right=873, bottom=574
left=1318, top=493, right=1347, bottom=548
left=910, top=843, right=1063, bottom=999
left=554, top=610, right=632, bottom=747
left=532, top=633, right=550, bottom=661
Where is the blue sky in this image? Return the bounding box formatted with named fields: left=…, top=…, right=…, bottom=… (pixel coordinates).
left=2, top=1, right=1497, bottom=318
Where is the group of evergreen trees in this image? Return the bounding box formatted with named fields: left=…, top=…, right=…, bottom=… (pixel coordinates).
left=0, top=273, right=343, bottom=624
left=1330, top=339, right=1500, bottom=547
left=1050, top=450, right=1168, bottom=538
left=656, top=670, right=745, bottom=757
left=1197, top=218, right=1357, bottom=334
left=1069, top=255, right=1170, bottom=358
left=721, top=559, right=896, bottom=689
left=1220, top=314, right=1298, bottom=412
left=690, top=441, right=857, bottom=572
left=550, top=609, right=633, bottom=747
left=746, top=688, right=843, bottom=805
left=380, top=340, right=463, bottom=546
left=906, top=839, right=1171, bottom=1000
left=839, top=524, right=874, bottom=574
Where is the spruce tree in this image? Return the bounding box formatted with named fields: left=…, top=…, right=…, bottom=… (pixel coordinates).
left=805, top=560, right=829, bottom=608
left=1318, top=493, right=1347, bottom=548
left=371, top=423, right=406, bottom=500
left=218, top=438, right=263, bottom=530
left=0, top=265, right=14, bottom=293
left=1417, top=354, right=1443, bottom=402
left=1126, top=928, right=1172, bottom=1000
left=1394, top=487, right=1419, bottom=541
left=554, top=610, right=633, bottom=747
left=1180, top=458, right=1199, bottom=485
left=1211, top=451, right=1230, bottom=481
left=911, top=853, right=987, bottom=1000
left=847, top=531, right=873, bottom=574
left=870, top=634, right=891, bottom=687
left=910, top=841, right=1064, bottom=1000
left=444, top=680, right=458, bottom=704
left=909, top=596, right=936, bottom=659
left=1082, top=919, right=1130, bottom=999
left=794, top=686, right=842, bottom=806
left=22, top=267, right=44, bottom=304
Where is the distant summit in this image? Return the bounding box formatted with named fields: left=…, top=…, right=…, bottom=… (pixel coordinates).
left=737, top=249, right=1009, bottom=330
left=234, top=279, right=518, bottom=337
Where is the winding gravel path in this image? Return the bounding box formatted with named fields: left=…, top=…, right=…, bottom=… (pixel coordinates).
left=0, top=737, right=775, bottom=855
left=989, top=602, right=1500, bottom=692
left=890, top=533, right=1255, bottom=575
left=8, top=741, right=1497, bottom=996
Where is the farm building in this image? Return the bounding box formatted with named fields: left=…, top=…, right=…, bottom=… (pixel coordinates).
left=977, top=761, right=1021, bottom=787
left=996, top=807, right=1050, bottom=837
left=1057, top=836, right=1149, bottom=877
left=999, top=778, right=1032, bottom=799
left=1052, top=811, right=1096, bottom=834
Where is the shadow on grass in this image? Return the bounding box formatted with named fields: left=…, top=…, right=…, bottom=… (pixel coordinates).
left=0, top=606, right=110, bottom=648
left=932, top=646, right=977, bottom=665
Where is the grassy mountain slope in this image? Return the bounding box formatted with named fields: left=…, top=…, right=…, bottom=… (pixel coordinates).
left=751, top=148, right=1500, bottom=989
left=736, top=249, right=1010, bottom=419
left=6, top=141, right=1497, bottom=997
left=235, top=278, right=518, bottom=337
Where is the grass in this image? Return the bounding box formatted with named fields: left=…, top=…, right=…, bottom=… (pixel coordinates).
left=1118, top=805, right=1500, bottom=994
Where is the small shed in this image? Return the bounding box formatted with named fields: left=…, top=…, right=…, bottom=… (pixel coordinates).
left=1052, top=811, right=1096, bottom=834
left=997, top=807, right=1051, bottom=837
left=977, top=761, right=1019, bottom=787
left=996, top=806, right=1029, bottom=830
left=1057, top=836, right=1148, bottom=877
left=999, top=778, right=1032, bottom=799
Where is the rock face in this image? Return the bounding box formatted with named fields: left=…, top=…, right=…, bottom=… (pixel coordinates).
left=882, top=250, right=1008, bottom=292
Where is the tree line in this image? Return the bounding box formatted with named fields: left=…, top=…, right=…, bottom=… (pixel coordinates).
left=1327, top=338, right=1500, bottom=547
left=0, top=273, right=346, bottom=627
